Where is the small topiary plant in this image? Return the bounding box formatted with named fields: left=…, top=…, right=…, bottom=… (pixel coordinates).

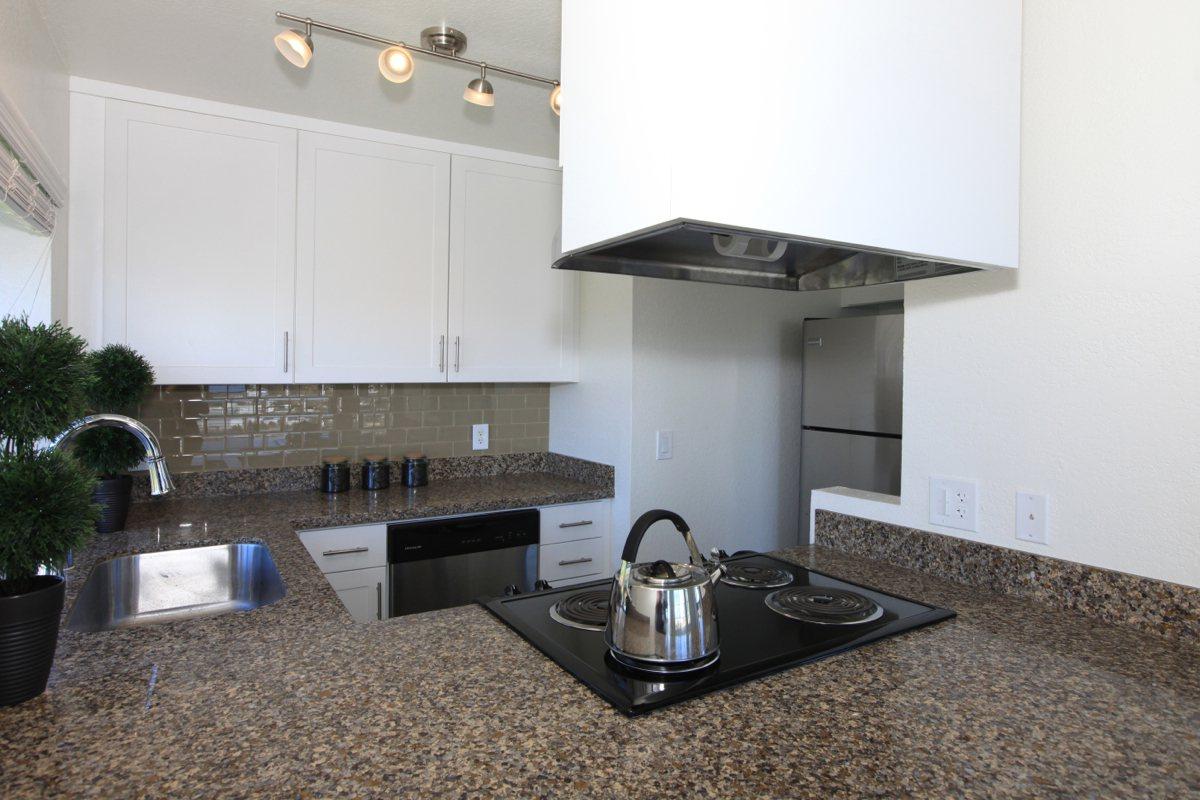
left=0, top=317, right=98, bottom=596
left=72, top=344, right=156, bottom=478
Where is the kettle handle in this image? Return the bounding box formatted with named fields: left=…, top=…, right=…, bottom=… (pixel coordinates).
left=622, top=509, right=704, bottom=566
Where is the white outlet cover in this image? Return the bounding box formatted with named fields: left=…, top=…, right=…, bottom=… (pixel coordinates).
left=929, top=476, right=978, bottom=532
left=1015, top=491, right=1048, bottom=544
left=656, top=430, right=673, bottom=461
left=472, top=423, right=489, bottom=451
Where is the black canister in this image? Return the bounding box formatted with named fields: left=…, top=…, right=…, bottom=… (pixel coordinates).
left=321, top=456, right=350, bottom=493
left=401, top=451, right=429, bottom=487
left=362, top=454, right=390, bottom=490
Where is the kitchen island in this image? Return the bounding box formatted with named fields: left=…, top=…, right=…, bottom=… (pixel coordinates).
left=2, top=480, right=1198, bottom=798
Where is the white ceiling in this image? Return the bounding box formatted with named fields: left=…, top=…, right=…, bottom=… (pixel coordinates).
left=34, top=0, right=562, bottom=157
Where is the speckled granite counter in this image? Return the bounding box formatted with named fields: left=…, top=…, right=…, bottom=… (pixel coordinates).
left=2, top=486, right=1199, bottom=797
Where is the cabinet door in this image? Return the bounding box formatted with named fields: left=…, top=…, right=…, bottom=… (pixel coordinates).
left=296, top=133, right=451, bottom=382
left=325, top=566, right=387, bottom=622
left=448, top=157, right=577, bottom=382
left=102, top=100, right=296, bottom=384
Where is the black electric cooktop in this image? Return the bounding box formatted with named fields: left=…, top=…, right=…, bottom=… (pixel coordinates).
left=480, top=553, right=955, bottom=716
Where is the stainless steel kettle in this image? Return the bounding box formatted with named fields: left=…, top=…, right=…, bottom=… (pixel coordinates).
left=606, top=509, right=722, bottom=668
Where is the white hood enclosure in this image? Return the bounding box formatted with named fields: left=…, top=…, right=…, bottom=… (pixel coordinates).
left=557, top=1, right=1021, bottom=290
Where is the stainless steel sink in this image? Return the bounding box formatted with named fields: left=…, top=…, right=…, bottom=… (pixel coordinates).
left=67, top=543, right=286, bottom=632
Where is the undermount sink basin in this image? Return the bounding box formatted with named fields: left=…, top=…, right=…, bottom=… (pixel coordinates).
left=67, top=543, right=286, bottom=633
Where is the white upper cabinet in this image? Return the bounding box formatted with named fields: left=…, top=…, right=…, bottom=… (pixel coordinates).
left=296, top=133, right=450, bottom=383
left=102, top=100, right=297, bottom=384
left=561, top=1, right=1021, bottom=269
left=77, top=88, right=576, bottom=384
left=448, top=156, right=577, bottom=382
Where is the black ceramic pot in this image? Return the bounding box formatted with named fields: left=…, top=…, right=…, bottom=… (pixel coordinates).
left=93, top=474, right=133, bottom=533
left=0, top=575, right=65, bottom=706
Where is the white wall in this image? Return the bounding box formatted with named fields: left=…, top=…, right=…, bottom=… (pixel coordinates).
left=629, top=280, right=848, bottom=563
left=553, top=275, right=848, bottom=568
left=0, top=0, right=69, bottom=321
left=831, top=0, right=1200, bottom=589
left=549, top=273, right=634, bottom=565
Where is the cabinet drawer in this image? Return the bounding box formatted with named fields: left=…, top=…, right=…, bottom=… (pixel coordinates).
left=540, top=537, right=606, bottom=583
left=540, top=500, right=611, bottom=546
left=298, top=524, right=387, bottom=573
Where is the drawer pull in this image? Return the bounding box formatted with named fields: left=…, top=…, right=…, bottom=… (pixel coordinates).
left=558, top=556, right=594, bottom=566
left=322, top=546, right=369, bottom=556
left=558, top=520, right=594, bottom=529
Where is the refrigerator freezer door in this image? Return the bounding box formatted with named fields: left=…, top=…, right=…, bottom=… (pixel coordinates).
left=800, top=429, right=902, bottom=539
left=802, top=314, right=903, bottom=435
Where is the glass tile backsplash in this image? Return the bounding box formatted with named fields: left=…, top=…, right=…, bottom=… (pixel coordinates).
left=136, top=383, right=551, bottom=474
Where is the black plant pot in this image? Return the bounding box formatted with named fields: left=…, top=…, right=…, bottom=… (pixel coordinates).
left=0, top=575, right=65, bottom=706
left=93, top=474, right=133, bottom=533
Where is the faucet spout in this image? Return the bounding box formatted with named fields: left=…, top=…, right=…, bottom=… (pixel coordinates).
left=47, top=413, right=176, bottom=496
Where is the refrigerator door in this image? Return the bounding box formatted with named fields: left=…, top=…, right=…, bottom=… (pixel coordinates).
left=800, top=429, right=902, bottom=538
left=802, top=314, right=903, bottom=435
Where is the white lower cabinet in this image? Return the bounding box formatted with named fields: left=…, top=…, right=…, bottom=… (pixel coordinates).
left=299, top=499, right=612, bottom=619
left=538, top=500, right=612, bottom=586
left=297, top=524, right=388, bottom=622
left=325, top=566, right=387, bottom=623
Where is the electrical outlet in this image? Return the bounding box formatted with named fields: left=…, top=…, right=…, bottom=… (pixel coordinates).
left=929, top=477, right=977, bottom=531
left=1015, top=492, right=1048, bottom=544
left=472, top=424, right=489, bottom=451
left=656, top=430, right=673, bottom=460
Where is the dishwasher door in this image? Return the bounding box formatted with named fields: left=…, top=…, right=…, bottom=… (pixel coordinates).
left=388, top=509, right=540, bottom=617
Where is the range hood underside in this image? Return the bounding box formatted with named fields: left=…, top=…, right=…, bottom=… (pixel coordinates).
left=553, top=220, right=979, bottom=292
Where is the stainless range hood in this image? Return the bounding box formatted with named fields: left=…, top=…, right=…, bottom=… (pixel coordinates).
left=553, top=219, right=978, bottom=292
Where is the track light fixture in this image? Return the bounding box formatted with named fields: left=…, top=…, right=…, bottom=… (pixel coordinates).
left=378, top=46, right=415, bottom=83
left=273, top=20, right=313, bottom=68
left=273, top=12, right=561, bottom=115
left=463, top=65, right=495, bottom=107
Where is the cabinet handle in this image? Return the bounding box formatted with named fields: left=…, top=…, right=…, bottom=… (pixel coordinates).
left=439, top=335, right=446, bottom=373
left=321, top=546, right=369, bottom=556
left=558, top=520, right=593, bottom=529
left=376, top=582, right=383, bottom=621
left=454, top=336, right=461, bottom=372
left=558, top=557, right=594, bottom=566
left=806, top=338, right=822, bottom=347
left=284, top=331, right=289, bottom=373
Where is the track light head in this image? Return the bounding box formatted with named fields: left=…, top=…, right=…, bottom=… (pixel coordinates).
left=464, top=66, right=495, bottom=107
left=549, top=84, right=561, bottom=116
left=274, top=27, right=313, bottom=68
left=378, top=46, right=415, bottom=83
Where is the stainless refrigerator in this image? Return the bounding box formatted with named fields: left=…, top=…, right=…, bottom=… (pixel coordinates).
left=800, top=314, right=903, bottom=538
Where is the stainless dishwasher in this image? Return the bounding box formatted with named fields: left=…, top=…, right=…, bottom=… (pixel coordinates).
left=387, top=509, right=539, bottom=617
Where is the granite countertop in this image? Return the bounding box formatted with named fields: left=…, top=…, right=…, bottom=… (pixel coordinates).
left=3, top=482, right=1199, bottom=798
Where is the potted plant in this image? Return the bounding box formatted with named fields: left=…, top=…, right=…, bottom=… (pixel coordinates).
left=72, top=344, right=155, bottom=533
left=0, top=317, right=98, bottom=706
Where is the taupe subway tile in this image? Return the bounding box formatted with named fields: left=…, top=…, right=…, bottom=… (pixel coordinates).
left=138, top=382, right=550, bottom=473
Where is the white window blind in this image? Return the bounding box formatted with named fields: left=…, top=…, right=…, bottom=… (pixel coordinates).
left=0, top=144, right=57, bottom=236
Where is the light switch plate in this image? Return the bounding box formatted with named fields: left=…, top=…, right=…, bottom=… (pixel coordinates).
left=472, top=424, right=489, bottom=451
left=929, top=477, right=977, bottom=531
left=1015, top=491, right=1048, bottom=544
left=655, top=430, right=673, bottom=460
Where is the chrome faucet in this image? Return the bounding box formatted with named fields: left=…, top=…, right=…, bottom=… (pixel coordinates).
left=47, top=413, right=176, bottom=496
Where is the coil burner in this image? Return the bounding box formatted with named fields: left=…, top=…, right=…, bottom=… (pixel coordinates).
left=719, top=562, right=794, bottom=589
left=765, top=586, right=883, bottom=625
left=549, top=589, right=610, bottom=631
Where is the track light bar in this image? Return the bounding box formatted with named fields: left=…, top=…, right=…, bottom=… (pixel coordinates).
left=274, top=11, right=561, bottom=111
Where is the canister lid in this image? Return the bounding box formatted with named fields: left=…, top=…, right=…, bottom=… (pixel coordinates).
left=402, top=450, right=426, bottom=461
left=362, top=453, right=387, bottom=463
left=321, top=455, right=349, bottom=465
